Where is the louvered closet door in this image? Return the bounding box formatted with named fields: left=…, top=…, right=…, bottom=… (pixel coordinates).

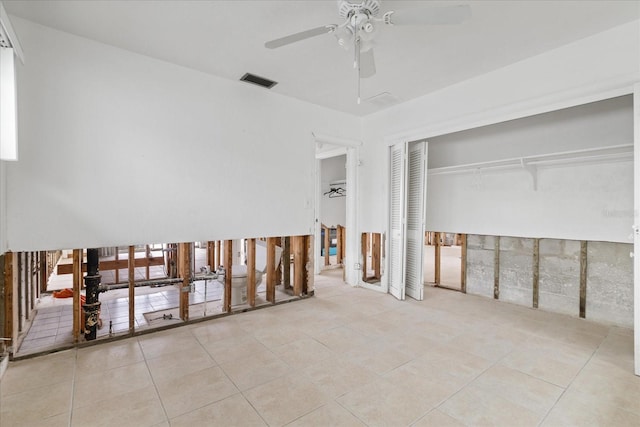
left=388, top=143, right=406, bottom=300
left=404, top=140, right=426, bottom=300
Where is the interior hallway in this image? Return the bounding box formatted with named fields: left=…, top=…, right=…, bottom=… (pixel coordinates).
left=1, top=270, right=638, bottom=426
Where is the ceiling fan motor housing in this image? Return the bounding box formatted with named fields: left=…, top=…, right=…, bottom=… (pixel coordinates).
left=338, top=0, right=381, bottom=19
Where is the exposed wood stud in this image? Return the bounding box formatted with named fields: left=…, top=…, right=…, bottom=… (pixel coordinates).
left=56, top=256, right=164, bottom=275
left=282, top=236, right=291, bottom=290
left=3, top=252, right=14, bottom=345
left=30, top=252, right=35, bottom=310
left=145, top=245, right=151, bottom=280
left=275, top=237, right=283, bottom=285
left=361, top=232, right=368, bottom=282
left=372, top=233, right=381, bottom=279
left=115, top=247, right=119, bottom=284
left=224, top=240, right=233, bottom=312
left=323, top=225, right=330, bottom=266
left=460, top=234, right=467, bottom=293
left=72, top=249, right=82, bottom=342
left=305, top=235, right=313, bottom=294
left=214, top=241, right=221, bottom=270
left=16, top=253, right=21, bottom=332
left=435, top=232, right=441, bottom=285
left=178, top=243, right=191, bottom=320
left=207, top=241, right=214, bottom=270
left=533, top=238, right=540, bottom=308
left=580, top=240, right=588, bottom=318
left=128, top=245, right=135, bottom=334
left=293, top=236, right=305, bottom=296
left=266, top=237, right=277, bottom=303
left=39, top=251, right=47, bottom=293
left=247, top=238, right=256, bottom=307
left=24, top=253, right=29, bottom=320
left=336, top=225, right=345, bottom=265
left=494, top=236, right=500, bottom=300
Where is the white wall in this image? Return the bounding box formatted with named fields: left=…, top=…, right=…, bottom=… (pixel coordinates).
left=320, top=155, right=346, bottom=228
left=359, top=20, right=640, bottom=242
left=5, top=18, right=359, bottom=251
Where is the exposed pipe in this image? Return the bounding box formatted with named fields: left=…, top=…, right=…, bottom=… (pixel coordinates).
left=100, top=273, right=217, bottom=291
left=83, top=248, right=105, bottom=340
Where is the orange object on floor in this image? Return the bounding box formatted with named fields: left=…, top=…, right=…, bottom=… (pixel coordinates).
left=52, top=288, right=73, bottom=298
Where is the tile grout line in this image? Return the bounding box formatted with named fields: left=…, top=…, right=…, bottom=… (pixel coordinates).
left=136, top=338, right=171, bottom=424
left=67, top=348, right=78, bottom=427
left=535, top=326, right=608, bottom=427
left=431, top=345, right=514, bottom=426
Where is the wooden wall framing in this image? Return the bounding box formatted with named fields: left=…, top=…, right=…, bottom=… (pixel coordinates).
left=4, top=234, right=314, bottom=355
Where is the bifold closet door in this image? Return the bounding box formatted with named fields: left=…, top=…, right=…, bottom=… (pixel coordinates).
left=388, top=143, right=406, bottom=300
left=404, top=140, right=426, bottom=301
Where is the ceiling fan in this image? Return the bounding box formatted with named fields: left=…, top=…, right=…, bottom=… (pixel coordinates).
left=265, top=0, right=471, bottom=104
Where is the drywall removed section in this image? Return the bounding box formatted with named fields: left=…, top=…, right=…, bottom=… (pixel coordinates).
left=465, top=234, right=633, bottom=328
left=587, top=241, right=633, bottom=327
left=499, top=237, right=534, bottom=307
left=6, top=18, right=359, bottom=251
left=538, top=239, right=581, bottom=318
left=466, top=235, right=494, bottom=298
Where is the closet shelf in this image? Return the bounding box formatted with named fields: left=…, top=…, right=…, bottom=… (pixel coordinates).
left=428, top=144, right=633, bottom=176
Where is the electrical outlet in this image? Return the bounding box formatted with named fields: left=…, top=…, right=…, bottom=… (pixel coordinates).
left=354, top=263, right=361, bottom=270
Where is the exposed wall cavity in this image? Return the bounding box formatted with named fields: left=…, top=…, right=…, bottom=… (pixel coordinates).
left=586, top=241, right=633, bottom=327
left=466, top=235, right=495, bottom=298
left=499, top=237, right=534, bottom=307
left=465, top=234, right=633, bottom=328
left=538, top=239, right=581, bottom=317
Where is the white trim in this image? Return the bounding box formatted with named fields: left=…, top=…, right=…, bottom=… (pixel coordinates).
left=316, top=146, right=347, bottom=160
left=314, top=145, right=359, bottom=286
left=344, top=146, right=359, bottom=286
left=314, top=158, right=322, bottom=275
left=633, top=82, right=640, bottom=377
left=312, top=132, right=362, bottom=148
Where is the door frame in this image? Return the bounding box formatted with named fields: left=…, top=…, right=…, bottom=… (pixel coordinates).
left=314, top=140, right=360, bottom=287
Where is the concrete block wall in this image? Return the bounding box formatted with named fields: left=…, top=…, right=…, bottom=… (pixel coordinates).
left=466, top=235, right=495, bottom=298
left=499, top=237, right=534, bottom=307
left=465, top=235, right=633, bottom=328
left=586, top=242, right=633, bottom=328
left=538, top=239, right=581, bottom=317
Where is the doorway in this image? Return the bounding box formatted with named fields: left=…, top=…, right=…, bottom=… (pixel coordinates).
left=318, top=154, right=347, bottom=275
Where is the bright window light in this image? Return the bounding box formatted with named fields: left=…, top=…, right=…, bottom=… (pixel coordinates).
left=0, top=46, right=17, bottom=161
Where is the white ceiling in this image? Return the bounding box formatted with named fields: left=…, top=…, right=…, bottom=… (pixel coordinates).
left=4, top=0, right=639, bottom=116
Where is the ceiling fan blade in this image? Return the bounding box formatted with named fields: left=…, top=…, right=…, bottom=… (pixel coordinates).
left=360, top=48, right=376, bottom=79
left=386, top=5, right=471, bottom=26
left=265, top=25, right=337, bottom=49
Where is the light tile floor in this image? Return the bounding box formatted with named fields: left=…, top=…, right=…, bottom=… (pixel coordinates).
left=1, top=270, right=639, bottom=426
left=18, top=279, right=293, bottom=357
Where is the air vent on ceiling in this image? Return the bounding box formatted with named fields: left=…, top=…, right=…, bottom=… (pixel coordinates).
left=364, top=92, right=400, bottom=107
left=240, top=73, right=278, bottom=89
